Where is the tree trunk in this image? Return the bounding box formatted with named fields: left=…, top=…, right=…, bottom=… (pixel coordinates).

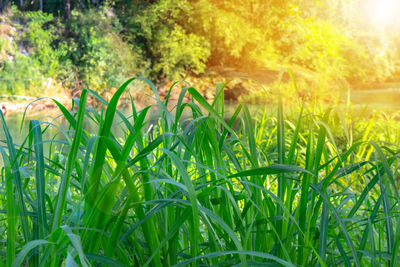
left=2, top=0, right=9, bottom=12
left=64, top=0, right=70, bottom=19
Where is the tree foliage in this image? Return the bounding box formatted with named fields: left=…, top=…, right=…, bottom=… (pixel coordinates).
left=130, top=0, right=210, bottom=80
left=2, top=0, right=400, bottom=94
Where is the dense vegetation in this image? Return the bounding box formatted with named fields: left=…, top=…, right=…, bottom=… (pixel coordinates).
left=1, top=0, right=400, bottom=97
left=0, top=78, right=399, bottom=266
left=1, top=0, right=400, bottom=266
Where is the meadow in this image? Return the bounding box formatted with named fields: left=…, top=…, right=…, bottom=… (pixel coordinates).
left=0, top=76, right=399, bottom=266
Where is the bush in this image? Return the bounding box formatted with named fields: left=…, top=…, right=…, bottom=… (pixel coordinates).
left=22, top=11, right=60, bottom=77
left=0, top=55, right=42, bottom=95
left=127, top=0, right=210, bottom=80
left=0, top=6, right=149, bottom=96
left=0, top=9, right=54, bottom=95
left=54, top=8, right=149, bottom=92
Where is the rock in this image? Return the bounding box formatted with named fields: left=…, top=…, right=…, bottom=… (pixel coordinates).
left=224, top=82, right=248, bottom=101
left=1, top=104, right=6, bottom=115
left=205, top=90, right=215, bottom=100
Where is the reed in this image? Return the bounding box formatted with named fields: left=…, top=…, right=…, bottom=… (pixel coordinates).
left=0, top=77, right=399, bottom=266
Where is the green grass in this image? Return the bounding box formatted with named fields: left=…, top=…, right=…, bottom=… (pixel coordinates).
left=0, top=77, right=399, bottom=266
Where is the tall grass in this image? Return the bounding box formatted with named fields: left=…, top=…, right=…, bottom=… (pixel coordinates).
left=0, top=77, right=399, bottom=266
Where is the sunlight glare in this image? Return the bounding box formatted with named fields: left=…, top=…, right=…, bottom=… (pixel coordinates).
left=368, top=0, right=398, bottom=26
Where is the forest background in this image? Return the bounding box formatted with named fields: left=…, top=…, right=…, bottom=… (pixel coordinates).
left=0, top=0, right=400, bottom=103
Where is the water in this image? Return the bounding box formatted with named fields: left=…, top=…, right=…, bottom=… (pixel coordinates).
left=0, top=107, right=141, bottom=167
left=0, top=105, right=168, bottom=148
left=347, top=86, right=400, bottom=113
left=1, top=110, right=65, bottom=145
left=1, top=86, right=399, bottom=148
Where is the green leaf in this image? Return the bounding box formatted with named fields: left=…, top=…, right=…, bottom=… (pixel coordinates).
left=12, top=240, right=51, bottom=267
left=228, top=164, right=312, bottom=178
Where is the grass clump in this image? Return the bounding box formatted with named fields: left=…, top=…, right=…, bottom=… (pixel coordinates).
left=0, top=77, right=399, bottom=266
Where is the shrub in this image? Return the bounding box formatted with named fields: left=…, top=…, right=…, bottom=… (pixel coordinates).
left=0, top=55, right=42, bottom=95
left=127, top=0, right=210, bottom=80
left=54, top=8, right=149, bottom=92
left=21, top=11, right=60, bottom=77
left=0, top=6, right=149, bottom=95
left=0, top=10, right=50, bottom=95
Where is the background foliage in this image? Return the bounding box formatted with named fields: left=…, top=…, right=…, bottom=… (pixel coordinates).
left=1, top=0, right=400, bottom=96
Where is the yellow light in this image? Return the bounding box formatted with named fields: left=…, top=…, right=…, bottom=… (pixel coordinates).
left=368, top=0, right=398, bottom=26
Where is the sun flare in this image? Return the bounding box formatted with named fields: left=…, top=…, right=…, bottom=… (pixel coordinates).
left=368, top=0, right=399, bottom=26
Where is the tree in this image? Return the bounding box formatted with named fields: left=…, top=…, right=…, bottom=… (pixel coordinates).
left=0, top=0, right=10, bottom=12
left=64, top=0, right=70, bottom=19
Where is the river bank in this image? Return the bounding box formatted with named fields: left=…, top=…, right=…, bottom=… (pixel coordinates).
left=2, top=68, right=400, bottom=115
left=0, top=95, right=69, bottom=115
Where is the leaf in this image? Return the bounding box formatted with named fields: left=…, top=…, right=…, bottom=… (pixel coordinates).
left=12, top=240, right=51, bottom=267
left=227, top=164, right=312, bottom=178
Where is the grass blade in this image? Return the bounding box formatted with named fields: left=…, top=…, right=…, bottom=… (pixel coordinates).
left=52, top=89, right=88, bottom=230
left=0, top=110, right=30, bottom=243
left=30, top=120, right=48, bottom=238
